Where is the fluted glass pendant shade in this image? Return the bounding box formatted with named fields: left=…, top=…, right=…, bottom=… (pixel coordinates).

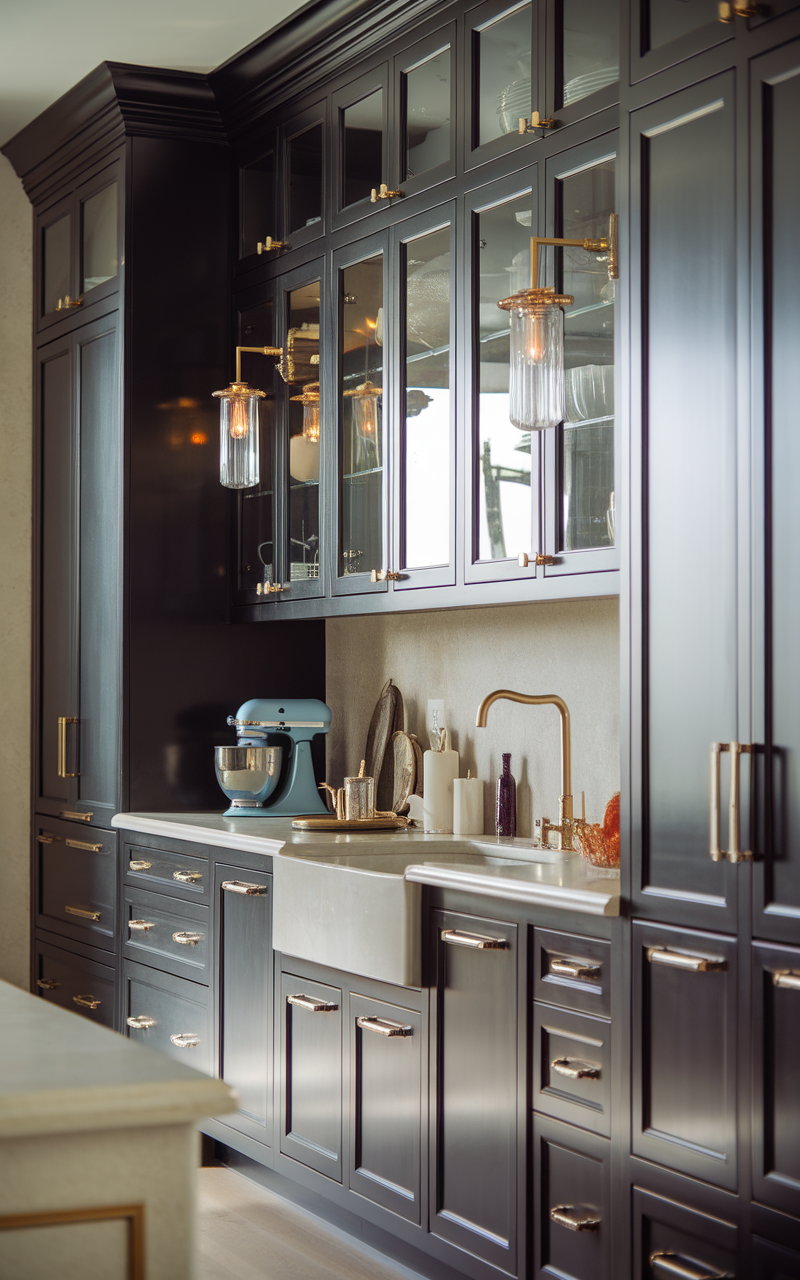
left=509, top=302, right=565, bottom=431
left=212, top=382, right=265, bottom=488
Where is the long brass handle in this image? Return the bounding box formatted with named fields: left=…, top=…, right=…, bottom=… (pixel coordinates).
left=549, top=958, right=601, bottom=980
left=65, top=905, right=100, bottom=921
left=710, top=741, right=752, bottom=862
left=65, top=839, right=104, bottom=853
left=59, top=810, right=92, bottom=822
left=356, top=1016, right=412, bottom=1037
left=172, top=931, right=203, bottom=946
left=57, top=716, right=79, bottom=778
left=128, top=919, right=155, bottom=932
left=647, top=947, right=727, bottom=973
left=36, top=833, right=60, bottom=844
left=221, top=880, right=268, bottom=895
left=551, top=1056, right=601, bottom=1080
left=170, top=1033, right=199, bottom=1049
left=550, top=1206, right=600, bottom=1232
left=441, top=929, right=508, bottom=950
left=37, top=978, right=60, bottom=990
left=73, top=994, right=101, bottom=1010
left=709, top=742, right=726, bottom=861
left=287, top=993, right=338, bottom=1012
left=728, top=741, right=752, bottom=863
left=650, top=1252, right=729, bottom=1280
left=129, top=860, right=152, bottom=871
left=173, top=870, right=203, bottom=884
left=773, top=970, right=800, bottom=991
left=126, top=1015, right=157, bottom=1029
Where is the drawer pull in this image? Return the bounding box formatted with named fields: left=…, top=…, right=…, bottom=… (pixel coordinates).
left=172, top=931, right=203, bottom=946
left=550, top=958, right=601, bottom=980
left=73, top=994, right=101, bottom=1010
left=550, top=1205, right=600, bottom=1232
left=128, top=919, right=155, bottom=932
left=57, top=716, right=79, bottom=778
left=65, top=905, right=100, bottom=921
left=647, top=947, right=727, bottom=973
left=551, top=1056, right=601, bottom=1080
left=356, top=1015, right=412, bottom=1037
left=173, top=870, right=203, bottom=884
left=650, top=1252, right=729, bottom=1280
left=59, top=811, right=92, bottom=821
left=37, top=978, right=60, bottom=990
left=773, top=970, right=800, bottom=991
left=127, top=1015, right=157, bottom=1029
left=441, top=929, right=508, bottom=950
left=129, top=860, right=152, bottom=871
left=37, top=833, right=60, bottom=844
left=221, top=880, right=268, bottom=895
left=170, top=1033, right=200, bottom=1049
left=287, top=993, right=338, bottom=1013
left=65, top=839, right=104, bottom=853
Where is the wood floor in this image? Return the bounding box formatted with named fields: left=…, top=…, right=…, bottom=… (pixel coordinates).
left=197, top=1167, right=422, bottom=1280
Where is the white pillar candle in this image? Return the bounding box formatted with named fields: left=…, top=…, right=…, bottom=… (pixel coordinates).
left=423, top=749, right=459, bottom=833
left=453, top=777, right=484, bottom=836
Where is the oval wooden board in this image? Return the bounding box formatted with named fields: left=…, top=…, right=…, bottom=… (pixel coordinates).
left=292, top=816, right=408, bottom=832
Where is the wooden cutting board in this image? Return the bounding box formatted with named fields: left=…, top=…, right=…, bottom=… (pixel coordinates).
left=291, top=815, right=408, bottom=832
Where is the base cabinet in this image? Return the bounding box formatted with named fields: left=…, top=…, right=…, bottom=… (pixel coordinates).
left=124, top=958, right=212, bottom=1074
left=632, top=1184, right=738, bottom=1280
left=753, top=1235, right=800, bottom=1279
left=33, top=936, right=116, bottom=1030
left=533, top=1116, right=610, bottom=1280
left=280, top=973, right=343, bottom=1180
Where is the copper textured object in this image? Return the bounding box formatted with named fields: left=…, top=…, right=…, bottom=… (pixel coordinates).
left=575, top=822, right=620, bottom=869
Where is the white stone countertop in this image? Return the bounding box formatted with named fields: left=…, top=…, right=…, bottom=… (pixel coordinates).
left=0, top=980, right=236, bottom=1140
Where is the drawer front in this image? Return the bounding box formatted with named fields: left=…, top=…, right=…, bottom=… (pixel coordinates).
left=752, top=941, right=800, bottom=1218
left=633, top=1185, right=738, bottom=1280
left=533, top=1116, right=610, bottom=1280
left=533, top=1004, right=610, bottom=1137
left=533, top=928, right=611, bottom=1018
left=280, top=972, right=342, bottom=1181
left=34, top=937, right=116, bottom=1030
left=35, top=816, right=116, bottom=951
left=124, top=841, right=209, bottom=903
left=123, top=960, right=212, bottom=1074
left=123, top=888, right=210, bottom=983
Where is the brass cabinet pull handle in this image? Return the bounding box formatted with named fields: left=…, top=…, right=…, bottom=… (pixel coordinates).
left=221, top=880, right=268, bottom=895
left=551, top=1056, right=601, bottom=1080
left=647, top=947, right=727, bottom=973
left=173, top=870, right=203, bottom=884
left=256, top=580, right=289, bottom=595
left=128, top=919, right=155, bottom=932
left=37, top=978, right=60, bottom=990
left=287, top=993, right=338, bottom=1013
left=550, top=1205, right=600, bottom=1232
left=441, top=929, right=508, bottom=950
left=728, top=741, right=752, bottom=863
left=172, top=931, right=203, bottom=946
left=59, top=810, right=92, bottom=822
left=170, top=1033, right=199, bottom=1049
left=718, top=1, right=760, bottom=21
left=518, top=552, right=555, bottom=568
left=650, top=1252, right=729, bottom=1280
left=370, top=183, right=403, bottom=203
left=65, top=839, right=104, bottom=853
left=65, top=905, right=100, bottom=921
left=356, top=1015, right=413, bottom=1037
left=129, top=860, right=152, bottom=871
left=126, top=1015, right=157, bottom=1029
left=370, top=568, right=401, bottom=582
left=518, top=111, right=556, bottom=135
left=257, top=236, right=289, bottom=253
left=549, top=958, right=601, bottom=980
left=57, top=716, right=79, bottom=778
left=36, top=833, right=60, bottom=844
left=709, top=741, right=752, bottom=862
left=773, top=970, right=800, bottom=991
left=73, top=994, right=101, bottom=1010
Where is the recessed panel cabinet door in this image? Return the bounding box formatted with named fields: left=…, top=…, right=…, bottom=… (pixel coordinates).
left=280, top=973, right=342, bottom=1180
left=752, top=943, right=800, bottom=1219
left=632, top=1185, right=738, bottom=1280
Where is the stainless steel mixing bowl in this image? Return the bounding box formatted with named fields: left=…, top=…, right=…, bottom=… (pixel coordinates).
left=214, top=745, right=283, bottom=810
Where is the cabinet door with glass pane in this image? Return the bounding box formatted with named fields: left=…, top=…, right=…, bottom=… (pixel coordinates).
left=543, top=133, right=619, bottom=578
left=465, top=0, right=542, bottom=171
left=282, top=103, right=326, bottom=255
left=37, top=159, right=121, bottom=333
left=630, top=0, right=733, bottom=83
left=332, top=66, right=390, bottom=231
left=240, top=135, right=278, bottom=266
left=392, top=24, right=456, bottom=202
left=546, top=0, right=619, bottom=127
left=233, top=289, right=278, bottom=604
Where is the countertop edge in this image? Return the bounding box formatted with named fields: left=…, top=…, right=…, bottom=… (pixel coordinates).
left=0, top=1077, right=238, bottom=1140
left=403, top=864, right=620, bottom=916
left=111, top=813, right=286, bottom=856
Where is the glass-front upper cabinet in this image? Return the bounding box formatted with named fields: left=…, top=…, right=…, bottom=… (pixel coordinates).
left=239, top=103, right=326, bottom=267
left=333, top=68, right=388, bottom=230
left=38, top=161, right=121, bottom=331
left=234, top=294, right=277, bottom=600
left=466, top=0, right=539, bottom=169
left=240, top=139, right=277, bottom=263
left=280, top=267, right=324, bottom=599
left=550, top=0, right=619, bottom=123
left=393, top=24, right=456, bottom=200
left=631, top=0, right=733, bottom=82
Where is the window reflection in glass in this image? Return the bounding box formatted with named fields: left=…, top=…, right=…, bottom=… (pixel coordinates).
left=288, top=124, right=323, bottom=234
left=562, top=0, right=619, bottom=108
left=404, top=47, right=451, bottom=179
left=476, top=192, right=534, bottom=560
left=476, top=2, right=532, bottom=147
left=340, top=254, right=383, bottom=576
left=404, top=225, right=451, bottom=569
left=43, top=214, right=71, bottom=314
left=287, top=281, right=321, bottom=583
left=343, top=90, right=383, bottom=207
left=82, top=184, right=118, bottom=294
left=242, top=149, right=275, bottom=258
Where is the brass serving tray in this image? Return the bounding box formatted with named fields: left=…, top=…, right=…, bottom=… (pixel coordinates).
left=291, top=815, right=407, bottom=832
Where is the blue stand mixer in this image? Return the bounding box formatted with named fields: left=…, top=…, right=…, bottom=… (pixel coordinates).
left=215, top=698, right=332, bottom=818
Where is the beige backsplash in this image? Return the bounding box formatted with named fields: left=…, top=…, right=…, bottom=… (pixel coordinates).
left=326, top=597, right=620, bottom=838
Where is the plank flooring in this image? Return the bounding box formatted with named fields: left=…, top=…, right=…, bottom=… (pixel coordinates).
left=197, top=1167, right=422, bottom=1280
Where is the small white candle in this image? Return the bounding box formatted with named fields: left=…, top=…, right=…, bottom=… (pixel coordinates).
left=423, top=748, right=459, bottom=833
left=453, top=776, right=484, bottom=836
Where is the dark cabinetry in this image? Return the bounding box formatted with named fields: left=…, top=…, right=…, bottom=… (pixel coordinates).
left=34, top=934, right=116, bottom=1030
left=533, top=1115, right=610, bottom=1280
left=280, top=973, right=343, bottom=1179
left=36, top=158, right=121, bottom=331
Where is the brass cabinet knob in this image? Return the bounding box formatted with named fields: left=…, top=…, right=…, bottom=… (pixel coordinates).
left=370, top=183, right=403, bottom=203
left=172, top=931, right=203, bottom=946
left=129, top=860, right=152, bottom=872
left=517, top=552, right=555, bottom=568
left=37, top=978, right=60, bottom=990
left=128, top=919, right=155, bottom=932
left=550, top=1205, right=600, bottom=1232
left=170, top=1032, right=200, bottom=1049
left=256, top=581, right=288, bottom=595
left=370, top=568, right=400, bottom=582
left=518, top=111, right=556, bottom=135
left=73, top=994, right=101, bottom=1010
left=719, top=1, right=759, bottom=20
left=257, top=236, right=288, bottom=254
left=173, top=870, right=202, bottom=884
left=127, top=1015, right=157, bottom=1029
left=551, top=1056, right=601, bottom=1080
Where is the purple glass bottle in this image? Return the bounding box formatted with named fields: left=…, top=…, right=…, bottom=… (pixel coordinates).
left=496, top=753, right=517, bottom=837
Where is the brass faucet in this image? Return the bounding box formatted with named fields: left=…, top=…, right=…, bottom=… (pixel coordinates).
left=475, top=689, right=583, bottom=851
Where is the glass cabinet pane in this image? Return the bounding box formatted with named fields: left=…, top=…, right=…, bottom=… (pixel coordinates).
left=288, top=124, right=323, bottom=234
left=475, top=191, right=534, bottom=561
left=649, top=0, right=719, bottom=49
left=562, top=0, right=619, bottom=108
left=242, top=149, right=275, bottom=258
left=403, top=224, right=451, bottom=568
left=340, top=254, right=384, bottom=576
left=286, top=282, right=322, bottom=583
left=43, top=214, right=71, bottom=314
left=476, top=2, right=532, bottom=147
left=404, top=46, right=451, bottom=179
left=559, top=158, right=616, bottom=551
left=82, top=183, right=118, bottom=294
left=343, top=90, right=383, bottom=207
left=238, top=301, right=276, bottom=593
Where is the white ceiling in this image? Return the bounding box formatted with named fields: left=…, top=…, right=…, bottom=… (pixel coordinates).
left=0, top=0, right=311, bottom=148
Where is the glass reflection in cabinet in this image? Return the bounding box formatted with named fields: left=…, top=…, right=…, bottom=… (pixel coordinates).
left=404, top=224, right=451, bottom=568
left=241, top=148, right=275, bottom=258
left=340, top=254, right=384, bottom=576
left=562, top=0, right=618, bottom=109
left=43, top=214, right=71, bottom=314
left=287, top=281, right=322, bottom=583
left=559, top=157, right=615, bottom=551
left=288, top=124, right=323, bottom=234
left=476, top=191, right=534, bottom=561
left=343, top=91, right=383, bottom=207
left=238, top=301, right=276, bottom=593
left=475, top=2, right=532, bottom=147
left=82, top=183, right=118, bottom=293
left=649, top=0, right=719, bottom=50
left=404, top=46, right=451, bottom=179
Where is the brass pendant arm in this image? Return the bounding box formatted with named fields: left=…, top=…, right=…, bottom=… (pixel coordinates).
left=530, top=213, right=619, bottom=287
left=234, top=345, right=283, bottom=383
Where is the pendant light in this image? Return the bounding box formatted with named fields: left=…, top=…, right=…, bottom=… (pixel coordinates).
left=213, top=345, right=282, bottom=489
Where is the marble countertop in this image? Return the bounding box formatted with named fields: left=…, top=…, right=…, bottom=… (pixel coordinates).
left=0, top=980, right=236, bottom=1140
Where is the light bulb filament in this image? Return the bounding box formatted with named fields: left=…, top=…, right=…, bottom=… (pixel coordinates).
left=230, top=399, right=249, bottom=439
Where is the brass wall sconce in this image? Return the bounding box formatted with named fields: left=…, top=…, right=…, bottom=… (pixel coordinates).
left=213, top=345, right=281, bottom=489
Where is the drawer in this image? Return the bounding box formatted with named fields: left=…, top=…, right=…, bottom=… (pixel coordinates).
left=35, top=815, right=116, bottom=952
left=533, top=1004, right=610, bottom=1137
left=633, top=1184, right=738, bottom=1280
left=123, top=887, right=210, bottom=983
left=533, top=1116, right=610, bottom=1280
left=124, top=959, right=212, bottom=1075
left=34, top=936, right=116, bottom=1030
left=533, top=928, right=611, bottom=1018
left=124, top=841, right=209, bottom=903
left=752, top=941, right=800, bottom=1219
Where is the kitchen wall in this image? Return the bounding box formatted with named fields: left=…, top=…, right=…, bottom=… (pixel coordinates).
left=0, top=154, right=32, bottom=987
left=326, top=597, right=620, bottom=837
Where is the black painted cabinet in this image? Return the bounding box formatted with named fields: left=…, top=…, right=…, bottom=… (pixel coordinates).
left=752, top=942, right=800, bottom=1220
left=533, top=1115, right=610, bottom=1280
left=280, top=972, right=343, bottom=1180
left=36, top=157, right=121, bottom=333
left=34, top=935, right=116, bottom=1030
left=632, top=1183, right=738, bottom=1280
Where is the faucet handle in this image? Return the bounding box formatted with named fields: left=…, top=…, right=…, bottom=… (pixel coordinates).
left=536, top=816, right=554, bottom=847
